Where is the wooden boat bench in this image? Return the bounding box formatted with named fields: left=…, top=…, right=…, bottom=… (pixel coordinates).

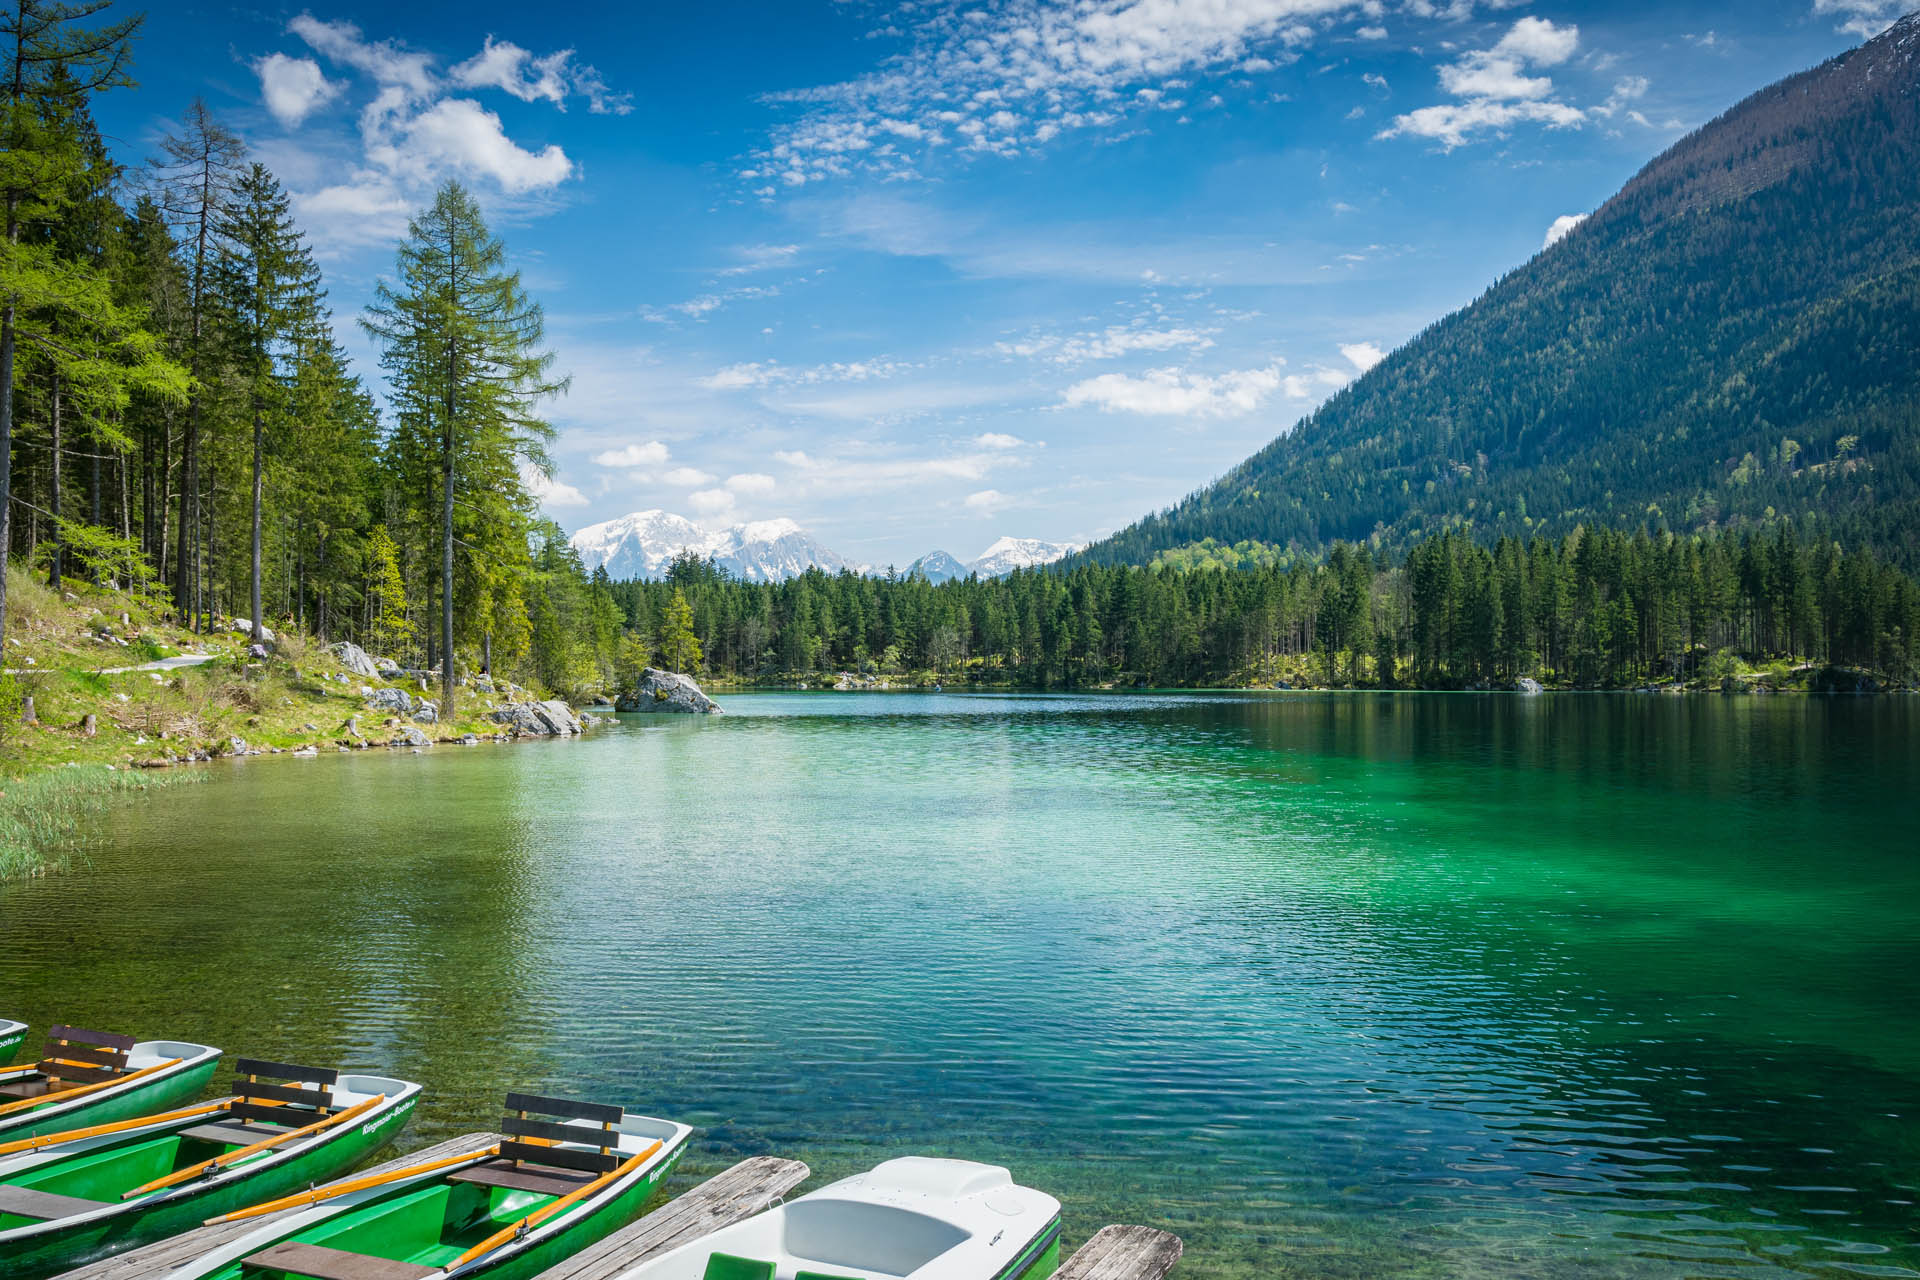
left=1056, top=1225, right=1185, bottom=1280
left=447, top=1159, right=597, bottom=1196
left=0, top=1026, right=135, bottom=1100
left=46, top=1132, right=504, bottom=1280
left=178, top=1119, right=295, bottom=1147
left=240, top=1240, right=440, bottom=1280
left=0, top=1183, right=104, bottom=1222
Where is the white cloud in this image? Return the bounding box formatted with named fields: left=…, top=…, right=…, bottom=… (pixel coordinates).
left=973, top=433, right=1025, bottom=449
left=965, top=489, right=1010, bottom=512
left=452, top=38, right=570, bottom=105
left=256, top=53, right=339, bottom=128
left=290, top=15, right=435, bottom=100
left=404, top=99, right=572, bottom=192
left=1543, top=212, right=1588, bottom=249
left=594, top=441, right=671, bottom=468
left=699, top=358, right=910, bottom=389
left=996, top=323, right=1216, bottom=365
left=748, top=0, right=1430, bottom=190
left=522, top=463, right=587, bottom=508
left=726, top=472, right=777, bottom=495
left=663, top=467, right=716, bottom=487
left=773, top=445, right=1020, bottom=496
left=688, top=488, right=737, bottom=517
left=718, top=244, right=800, bottom=276
left=1062, top=364, right=1287, bottom=418
left=1813, top=0, right=1904, bottom=36
left=1383, top=16, right=1588, bottom=148
left=1340, top=341, right=1386, bottom=373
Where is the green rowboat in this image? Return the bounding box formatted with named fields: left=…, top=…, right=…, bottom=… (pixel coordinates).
left=0, top=1022, right=25, bottom=1066
left=0, top=1061, right=421, bottom=1279
left=170, top=1093, right=691, bottom=1280
left=0, top=1027, right=221, bottom=1144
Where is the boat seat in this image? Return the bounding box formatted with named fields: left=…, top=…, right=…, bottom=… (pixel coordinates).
left=446, top=1158, right=596, bottom=1196
left=179, top=1119, right=289, bottom=1147
left=239, top=1241, right=439, bottom=1280
left=703, top=1253, right=776, bottom=1280
left=0, top=1184, right=105, bottom=1221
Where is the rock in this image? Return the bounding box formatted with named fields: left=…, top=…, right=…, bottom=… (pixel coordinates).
left=390, top=725, right=432, bottom=748
left=228, top=736, right=247, bottom=755
left=247, top=643, right=270, bottom=660
left=231, top=618, right=276, bottom=644
left=488, top=700, right=586, bottom=737
left=617, top=668, right=723, bottom=714
left=412, top=700, right=439, bottom=725
left=590, top=694, right=613, bottom=706
left=374, top=657, right=401, bottom=677
left=365, top=687, right=413, bottom=715
left=459, top=733, right=480, bottom=746
left=1515, top=677, right=1544, bottom=695
left=292, top=745, right=319, bottom=757
left=330, top=641, right=379, bottom=678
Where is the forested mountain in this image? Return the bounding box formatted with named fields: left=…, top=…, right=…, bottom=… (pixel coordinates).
left=1083, top=14, right=1920, bottom=571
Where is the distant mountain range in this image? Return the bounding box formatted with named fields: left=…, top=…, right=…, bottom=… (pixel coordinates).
left=569, top=511, right=1080, bottom=583
left=1080, top=13, right=1920, bottom=571
left=570, top=511, right=855, bottom=583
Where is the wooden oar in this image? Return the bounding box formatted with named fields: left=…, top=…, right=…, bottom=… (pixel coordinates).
left=446, top=1141, right=662, bottom=1270
left=205, top=1143, right=497, bottom=1224
left=0, top=1058, right=182, bottom=1119
left=0, top=1100, right=232, bottom=1158
left=121, top=1094, right=387, bottom=1199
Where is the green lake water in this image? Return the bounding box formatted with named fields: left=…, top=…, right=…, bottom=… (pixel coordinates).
left=3, top=692, right=1917, bottom=1278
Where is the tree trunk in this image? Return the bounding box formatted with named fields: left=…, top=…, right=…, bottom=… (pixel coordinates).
left=250, top=400, right=263, bottom=643
left=48, top=372, right=62, bottom=589
left=0, top=293, right=13, bottom=653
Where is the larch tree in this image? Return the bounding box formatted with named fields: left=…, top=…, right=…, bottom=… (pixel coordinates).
left=213, top=162, right=322, bottom=645
left=147, top=96, right=242, bottom=629
left=0, top=0, right=156, bottom=650
left=362, top=181, right=563, bottom=721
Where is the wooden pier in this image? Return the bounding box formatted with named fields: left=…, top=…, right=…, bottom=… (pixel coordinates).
left=1056, top=1225, right=1185, bottom=1280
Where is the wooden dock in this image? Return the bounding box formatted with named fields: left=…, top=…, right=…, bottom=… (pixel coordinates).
left=531, top=1156, right=808, bottom=1280
left=1057, top=1225, right=1185, bottom=1280
left=52, top=1132, right=502, bottom=1280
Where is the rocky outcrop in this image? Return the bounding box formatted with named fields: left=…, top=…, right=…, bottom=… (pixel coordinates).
left=365, top=687, right=413, bottom=714
left=617, top=668, right=722, bottom=714
left=331, top=641, right=379, bottom=678
left=489, top=700, right=587, bottom=736
left=1515, top=677, right=1544, bottom=695
left=390, top=725, right=432, bottom=747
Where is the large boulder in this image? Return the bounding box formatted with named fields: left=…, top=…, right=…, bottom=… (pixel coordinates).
left=331, top=641, right=379, bottom=678
left=366, top=687, right=413, bottom=715
left=230, top=618, right=276, bottom=644
left=390, top=725, right=432, bottom=748
left=489, top=700, right=586, bottom=737
left=618, top=668, right=722, bottom=714
left=412, top=700, right=439, bottom=725
left=1514, top=677, right=1544, bottom=695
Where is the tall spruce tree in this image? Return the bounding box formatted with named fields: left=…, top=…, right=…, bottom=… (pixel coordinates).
left=147, top=97, right=242, bottom=629
left=362, top=181, right=562, bottom=719
left=214, top=162, right=321, bottom=645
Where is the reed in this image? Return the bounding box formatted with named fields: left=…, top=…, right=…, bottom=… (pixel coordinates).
left=0, top=765, right=202, bottom=880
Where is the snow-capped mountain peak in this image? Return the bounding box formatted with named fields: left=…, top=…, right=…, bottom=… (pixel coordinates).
left=970, top=536, right=1082, bottom=577
left=569, top=510, right=852, bottom=583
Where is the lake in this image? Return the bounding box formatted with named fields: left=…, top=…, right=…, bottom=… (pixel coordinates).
left=3, top=692, right=1916, bottom=1279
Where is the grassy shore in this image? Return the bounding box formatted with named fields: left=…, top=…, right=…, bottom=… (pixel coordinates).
left=0, top=567, right=572, bottom=879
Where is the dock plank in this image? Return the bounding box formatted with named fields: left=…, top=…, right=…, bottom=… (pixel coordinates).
left=1057, top=1225, right=1185, bottom=1280
left=51, top=1132, right=501, bottom=1280
left=533, top=1156, right=809, bottom=1280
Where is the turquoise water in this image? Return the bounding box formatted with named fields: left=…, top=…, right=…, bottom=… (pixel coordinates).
left=3, top=692, right=1917, bottom=1278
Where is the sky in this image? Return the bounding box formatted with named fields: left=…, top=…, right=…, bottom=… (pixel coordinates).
left=93, top=0, right=1898, bottom=570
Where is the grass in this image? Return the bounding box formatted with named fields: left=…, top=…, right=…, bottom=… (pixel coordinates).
left=0, top=766, right=203, bottom=880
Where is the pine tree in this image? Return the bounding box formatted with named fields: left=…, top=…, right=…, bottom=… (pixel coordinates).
left=658, top=587, right=701, bottom=673
left=363, top=181, right=562, bottom=721
left=214, top=162, right=321, bottom=645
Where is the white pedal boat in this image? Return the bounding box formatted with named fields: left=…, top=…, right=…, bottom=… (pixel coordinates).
left=612, top=1157, right=1062, bottom=1280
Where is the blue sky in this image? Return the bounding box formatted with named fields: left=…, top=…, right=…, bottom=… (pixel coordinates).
left=99, top=0, right=1895, bottom=568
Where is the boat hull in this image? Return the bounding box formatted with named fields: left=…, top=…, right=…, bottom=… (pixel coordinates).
left=0, top=1052, right=220, bottom=1143
left=0, top=1090, right=418, bottom=1280
left=993, top=1219, right=1062, bottom=1280
left=0, top=1023, right=26, bottom=1066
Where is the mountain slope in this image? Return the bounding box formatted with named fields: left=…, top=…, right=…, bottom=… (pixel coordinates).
left=1082, top=14, right=1920, bottom=570
left=570, top=511, right=854, bottom=582
left=970, top=537, right=1082, bottom=576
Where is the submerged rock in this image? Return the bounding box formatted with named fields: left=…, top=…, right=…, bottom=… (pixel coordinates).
left=331, top=641, right=379, bottom=678
left=617, top=668, right=723, bottom=714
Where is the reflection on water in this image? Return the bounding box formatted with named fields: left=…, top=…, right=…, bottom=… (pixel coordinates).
left=3, top=692, right=1916, bottom=1279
